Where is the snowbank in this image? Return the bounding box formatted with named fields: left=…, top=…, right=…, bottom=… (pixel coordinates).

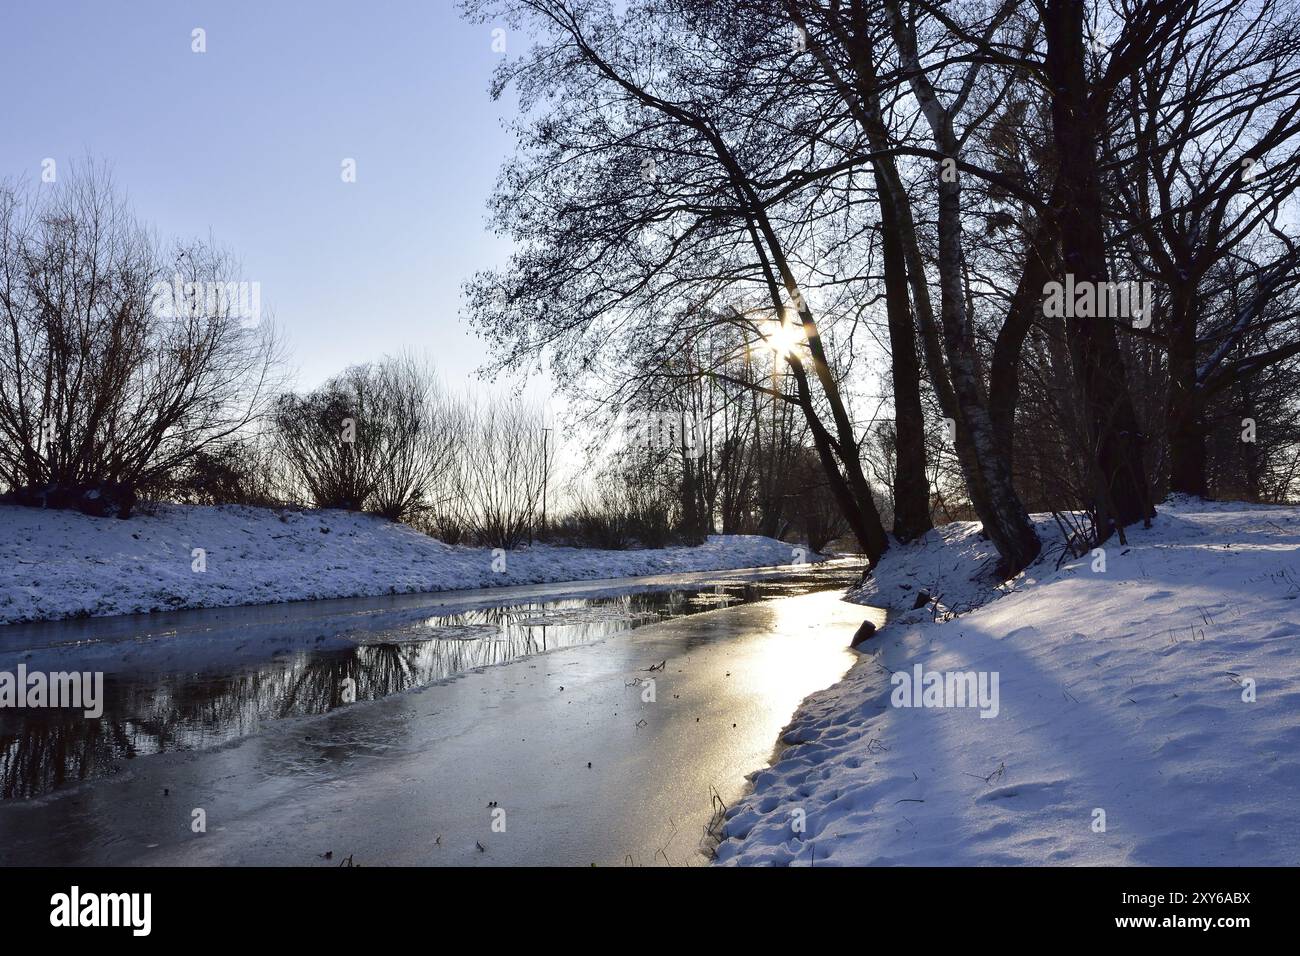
left=847, top=512, right=1069, bottom=620
left=716, top=498, right=1300, bottom=865
left=0, top=503, right=812, bottom=626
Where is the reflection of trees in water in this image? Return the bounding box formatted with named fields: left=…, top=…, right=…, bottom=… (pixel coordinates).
left=0, top=711, right=137, bottom=799
left=0, top=592, right=695, bottom=799
left=0, top=581, right=859, bottom=799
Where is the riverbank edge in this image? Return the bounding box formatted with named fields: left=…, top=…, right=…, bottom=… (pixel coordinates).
left=0, top=501, right=832, bottom=627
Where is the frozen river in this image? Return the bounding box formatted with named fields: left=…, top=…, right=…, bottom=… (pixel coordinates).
left=0, top=561, right=883, bottom=866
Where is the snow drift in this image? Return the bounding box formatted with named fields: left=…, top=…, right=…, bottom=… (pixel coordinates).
left=0, top=503, right=812, bottom=626
left=716, top=498, right=1300, bottom=866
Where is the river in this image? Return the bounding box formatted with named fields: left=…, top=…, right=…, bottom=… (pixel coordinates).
left=0, top=561, right=883, bottom=866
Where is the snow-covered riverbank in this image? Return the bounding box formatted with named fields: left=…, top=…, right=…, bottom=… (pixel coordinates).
left=717, top=498, right=1300, bottom=866
left=0, top=503, right=814, bottom=626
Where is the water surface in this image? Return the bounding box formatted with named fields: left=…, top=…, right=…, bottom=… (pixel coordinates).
left=0, top=562, right=866, bottom=802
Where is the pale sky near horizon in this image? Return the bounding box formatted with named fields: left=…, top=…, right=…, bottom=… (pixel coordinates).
left=1, top=0, right=537, bottom=398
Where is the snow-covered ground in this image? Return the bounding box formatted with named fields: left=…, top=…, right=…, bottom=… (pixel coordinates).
left=0, top=503, right=813, bottom=626
left=847, top=514, right=1061, bottom=619
left=716, top=498, right=1300, bottom=865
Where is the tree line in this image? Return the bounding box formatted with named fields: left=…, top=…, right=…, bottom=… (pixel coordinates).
left=0, top=168, right=557, bottom=549
left=0, top=165, right=823, bottom=551
left=462, top=0, right=1300, bottom=574
left=0, top=164, right=867, bottom=552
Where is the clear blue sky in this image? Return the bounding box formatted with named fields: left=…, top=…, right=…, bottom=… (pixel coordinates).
left=0, top=0, right=521, bottom=391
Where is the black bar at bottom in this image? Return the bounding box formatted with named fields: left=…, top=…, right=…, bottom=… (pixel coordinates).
left=0, top=865, right=1283, bottom=941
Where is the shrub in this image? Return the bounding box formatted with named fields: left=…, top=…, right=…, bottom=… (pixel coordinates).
left=0, top=165, right=282, bottom=517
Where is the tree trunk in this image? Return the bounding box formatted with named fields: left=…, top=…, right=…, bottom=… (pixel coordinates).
left=1045, top=0, right=1155, bottom=534
left=789, top=354, right=888, bottom=562
left=879, top=191, right=934, bottom=542
left=934, top=172, right=1042, bottom=574
left=1165, top=293, right=1206, bottom=496
left=875, top=0, right=1041, bottom=575
left=989, top=223, right=1054, bottom=471
left=730, top=154, right=891, bottom=563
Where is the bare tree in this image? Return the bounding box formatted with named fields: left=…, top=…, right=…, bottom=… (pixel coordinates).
left=273, top=355, right=459, bottom=522
left=0, top=164, right=282, bottom=516
left=370, top=354, right=461, bottom=521
left=463, top=0, right=898, bottom=561
left=451, top=399, right=552, bottom=549
left=1104, top=0, right=1300, bottom=497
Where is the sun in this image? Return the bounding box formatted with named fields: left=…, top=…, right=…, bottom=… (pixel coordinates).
left=760, top=318, right=805, bottom=357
